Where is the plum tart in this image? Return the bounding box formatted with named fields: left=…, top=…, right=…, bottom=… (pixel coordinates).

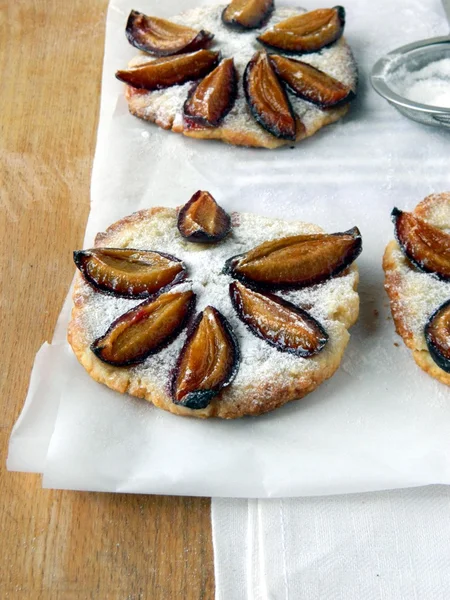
left=68, top=191, right=361, bottom=418
left=383, top=192, right=450, bottom=386
left=116, top=2, right=357, bottom=149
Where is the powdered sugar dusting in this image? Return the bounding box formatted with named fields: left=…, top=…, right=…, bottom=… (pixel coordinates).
left=419, top=193, right=450, bottom=232
left=143, top=83, right=192, bottom=127
left=74, top=209, right=359, bottom=392
left=387, top=246, right=450, bottom=350
left=388, top=58, right=450, bottom=109
left=127, top=4, right=357, bottom=138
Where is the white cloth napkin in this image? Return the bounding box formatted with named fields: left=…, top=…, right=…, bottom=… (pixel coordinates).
left=212, top=487, right=450, bottom=599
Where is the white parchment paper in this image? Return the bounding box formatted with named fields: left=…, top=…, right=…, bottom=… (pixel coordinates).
left=7, top=0, right=450, bottom=496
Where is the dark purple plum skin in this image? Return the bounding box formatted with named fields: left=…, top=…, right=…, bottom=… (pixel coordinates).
left=183, top=61, right=238, bottom=129
left=425, top=299, right=450, bottom=374
left=269, top=55, right=356, bottom=109
left=257, top=5, right=346, bottom=54
left=229, top=282, right=328, bottom=357
left=125, top=10, right=214, bottom=56
left=73, top=248, right=187, bottom=299
left=223, top=227, right=363, bottom=290
left=221, top=0, right=274, bottom=31
left=243, top=52, right=297, bottom=141
left=170, top=307, right=240, bottom=409
left=177, top=191, right=232, bottom=243
left=391, top=208, right=450, bottom=281
left=91, top=289, right=196, bottom=367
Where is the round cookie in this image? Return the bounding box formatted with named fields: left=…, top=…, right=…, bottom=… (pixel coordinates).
left=121, top=4, right=357, bottom=149
left=383, top=192, right=450, bottom=386
left=68, top=206, right=360, bottom=418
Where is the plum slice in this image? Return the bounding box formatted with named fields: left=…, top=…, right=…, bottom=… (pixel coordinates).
left=171, top=306, right=240, bottom=409
left=224, top=227, right=362, bottom=289
left=244, top=51, right=298, bottom=140
left=257, top=6, right=345, bottom=53
left=91, top=289, right=195, bottom=366
left=74, top=248, right=186, bottom=298
left=425, top=300, right=450, bottom=373
left=230, top=281, right=328, bottom=356
left=177, top=191, right=231, bottom=243
left=126, top=11, right=214, bottom=56
left=269, top=54, right=355, bottom=108
left=115, top=50, right=220, bottom=91
left=183, top=58, right=238, bottom=128
left=392, top=208, right=450, bottom=280
left=222, top=0, right=274, bottom=30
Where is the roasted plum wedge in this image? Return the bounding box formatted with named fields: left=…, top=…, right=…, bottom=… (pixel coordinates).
left=392, top=208, right=450, bottom=280
left=115, top=50, right=220, bottom=91
left=258, top=6, right=345, bottom=53
left=244, top=51, right=299, bottom=140
left=177, top=191, right=232, bottom=243
left=171, top=306, right=239, bottom=409
left=222, top=0, right=274, bottom=30
left=183, top=58, right=238, bottom=128
left=230, top=281, right=328, bottom=356
left=269, top=54, right=355, bottom=108
left=425, top=299, right=450, bottom=373
left=91, top=289, right=195, bottom=367
left=74, top=248, right=186, bottom=298
left=126, top=11, right=214, bottom=56
left=224, top=227, right=362, bottom=289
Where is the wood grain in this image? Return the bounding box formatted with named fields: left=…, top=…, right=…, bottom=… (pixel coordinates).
left=0, top=2, right=214, bottom=598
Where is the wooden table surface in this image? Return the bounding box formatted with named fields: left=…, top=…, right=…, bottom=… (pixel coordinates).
left=0, top=2, right=214, bottom=598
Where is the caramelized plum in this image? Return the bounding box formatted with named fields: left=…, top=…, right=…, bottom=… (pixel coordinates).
left=230, top=281, right=328, bottom=356
left=270, top=54, right=355, bottom=108
left=183, top=58, right=238, bottom=128
left=126, top=11, right=214, bottom=56
left=91, top=289, right=195, bottom=366
left=171, top=306, right=239, bottom=409
left=258, top=6, right=345, bottom=53
left=115, top=50, right=220, bottom=91
left=244, top=51, right=298, bottom=140
left=392, top=208, right=450, bottom=280
left=74, top=248, right=186, bottom=298
left=222, top=0, right=274, bottom=30
left=177, top=191, right=231, bottom=243
left=425, top=300, right=450, bottom=373
left=224, top=227, right=362, bottom=289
